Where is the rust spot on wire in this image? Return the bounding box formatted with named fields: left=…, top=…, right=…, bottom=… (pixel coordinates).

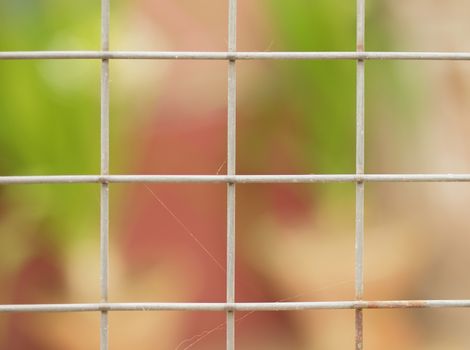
left=355, top=309, right=363, bottom=350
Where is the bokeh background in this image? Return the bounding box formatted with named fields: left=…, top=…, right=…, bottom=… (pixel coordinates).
left=2, top=0, right=470, bottom=349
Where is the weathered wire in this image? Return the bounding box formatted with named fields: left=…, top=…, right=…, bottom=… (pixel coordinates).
left=100, top=0, right=110, bottom=348
left=2, top=300, right=470, bottom=313
left=355, top=0, right=366, bottom=348
left=226, top=0, right=237, bottom=348
left=2, top=174, right=470, bottom=184
left=2, top=51, right=470, bottom=60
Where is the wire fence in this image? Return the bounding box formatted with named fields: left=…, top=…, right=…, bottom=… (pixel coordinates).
left=1, top=0, right=470, bottom=349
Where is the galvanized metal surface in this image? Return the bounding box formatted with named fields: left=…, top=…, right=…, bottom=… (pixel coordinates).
left=2, top=51, right=470, bottom=60
left=2, top=300, right=470, bottom=313
left=100, top=0, right=110, bottom=349
left=355, top=0, right=365, bottom=349
left=3, top=174, right=470, bottom=184
left=226, top=0, right=237, bottom=349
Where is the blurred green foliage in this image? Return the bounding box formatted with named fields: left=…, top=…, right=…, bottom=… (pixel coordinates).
left=238, top=0, right=410, bottom=178
left=268, top=0, right=356, bottom=174
left=0, top=0, right=101, bottom=246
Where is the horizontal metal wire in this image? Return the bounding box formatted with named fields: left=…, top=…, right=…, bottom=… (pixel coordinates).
left=2, top=51, right=470, bottom=61
left=2, top=174, right=470, bottom=184
left=2, top=300, right=470, bottom=313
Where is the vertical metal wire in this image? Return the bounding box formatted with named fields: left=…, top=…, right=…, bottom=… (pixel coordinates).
left=227, top=0, right=237, bottom=348
left=355, top=0, right=365, bottom=349
left=100, top=0, right=110, bottom=349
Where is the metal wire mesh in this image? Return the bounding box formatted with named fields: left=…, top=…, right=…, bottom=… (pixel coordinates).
left=1, top=0, right=470, bottom=349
